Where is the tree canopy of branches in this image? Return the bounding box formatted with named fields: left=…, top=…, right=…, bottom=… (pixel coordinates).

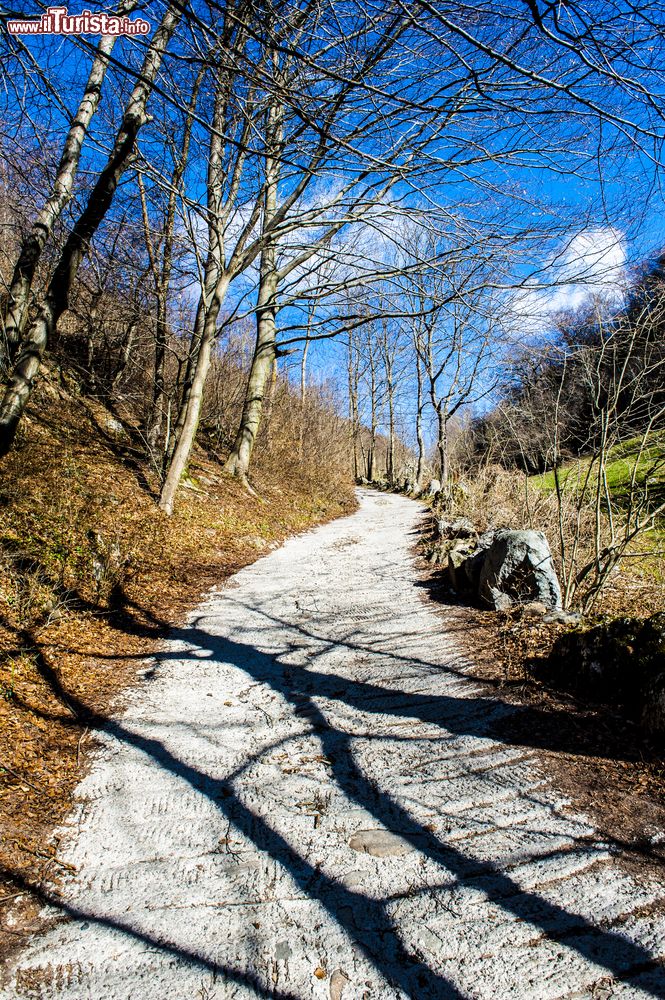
left=1, top=0, right=665, bottom=512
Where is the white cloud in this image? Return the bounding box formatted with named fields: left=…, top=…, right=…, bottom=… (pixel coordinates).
left=508, top=227, right=628, bottom=338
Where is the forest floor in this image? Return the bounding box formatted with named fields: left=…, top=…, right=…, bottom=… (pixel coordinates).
left=2, top=490, right=664, bottom=998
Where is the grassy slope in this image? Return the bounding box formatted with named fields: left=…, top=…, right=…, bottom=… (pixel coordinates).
left=530, top=435, right=665, bottom=595
left=531, top=434, right=665, bottom=506
left=0, top=373, right=355, bottom=948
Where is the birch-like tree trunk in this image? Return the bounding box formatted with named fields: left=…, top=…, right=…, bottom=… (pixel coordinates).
left=158, top=280, right=229, bottom=514
left=0, top=2, right=181, bottom=456
left=298, top=328, right=309, bottom=459
left=367, top=337, right=378, bottom=482
left=386, top=362, right=395, bottom=484
left=414, top=331, right=426, bottom=490
left=347, top=330, right=360, bottom=479
left=159, top=60, right=232, bottom=514
left=0, top=7, right=137, bottom=369
left=223, top=258, right=278, bottom=482
left=140, top=66, right=204, bottom=455
left=436, top=404, right=450, bottom=486
left=224, top=83, right=282, bottom=484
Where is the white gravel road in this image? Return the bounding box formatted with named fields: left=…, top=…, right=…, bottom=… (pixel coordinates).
left=3, top=489, right=665, bottom=999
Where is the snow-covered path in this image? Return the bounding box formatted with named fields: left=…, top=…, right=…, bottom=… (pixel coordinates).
left=4, top=490, right=665, bottom=999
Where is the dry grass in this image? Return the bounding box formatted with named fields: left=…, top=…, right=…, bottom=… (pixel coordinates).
left=443, top=464, right=665, bottom=617
left=0, top=373, right=355, bottom=956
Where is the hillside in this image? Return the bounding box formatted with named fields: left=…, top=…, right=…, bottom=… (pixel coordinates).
left=0, top=372, right=355, bottom=955
left=531, top=435, right=665, bottom=511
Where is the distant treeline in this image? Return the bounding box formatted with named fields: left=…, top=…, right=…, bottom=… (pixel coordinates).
left=466, top=254, right=665, bottom=475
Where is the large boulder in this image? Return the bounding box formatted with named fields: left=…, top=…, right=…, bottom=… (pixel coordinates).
left=447, top=541, right=480, bottom=592
left=444, top=529, right=496, bottom=593
left=478, top=529, right=562, bottom=611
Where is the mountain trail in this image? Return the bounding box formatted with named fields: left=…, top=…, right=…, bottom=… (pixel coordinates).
left=3, top=489, right=664, bottom=999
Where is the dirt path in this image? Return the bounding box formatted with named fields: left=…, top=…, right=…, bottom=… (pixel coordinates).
left=3, top=490, right=664, bottom=999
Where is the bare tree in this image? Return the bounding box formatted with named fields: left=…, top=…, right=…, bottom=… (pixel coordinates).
left=0, top=0, right=139, bottom=371
left=0, top=1, right=183, bottom=456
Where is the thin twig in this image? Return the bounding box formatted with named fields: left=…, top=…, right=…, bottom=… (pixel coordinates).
left=76, top=727, right=89, bottom=767
left=17, top=843, right=76, bottom=873
left=0, top=764, right=44, bottom=794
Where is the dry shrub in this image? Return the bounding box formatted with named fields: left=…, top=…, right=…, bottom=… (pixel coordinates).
left=445, top=464, right=663, bottom=614
left=254, top=376, right=351, bottom=492
left=199, top=347, right=354, bottom=502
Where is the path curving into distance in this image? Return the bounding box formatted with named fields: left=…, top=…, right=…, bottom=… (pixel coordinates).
left=3, top=490, right=664, bottom=999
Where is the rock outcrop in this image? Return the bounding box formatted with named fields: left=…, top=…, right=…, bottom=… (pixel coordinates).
left=431, top=519, right=562, bottom=611
left=535, top=613, right=665, bottom=736
left=478, top=528, right=562, bottom=611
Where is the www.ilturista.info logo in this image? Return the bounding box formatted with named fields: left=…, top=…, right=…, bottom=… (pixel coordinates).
left=6, top=6, right=151, bottom=35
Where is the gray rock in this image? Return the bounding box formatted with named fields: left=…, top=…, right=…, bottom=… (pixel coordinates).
left=447, top=540, right=482, bottom=593
left=522, top=601, right=548, bottom=618
left=104, top=416, right=126, bottom=439
left=348, top=829, right=414, bottom=857
left=275, top=941, right=292, bottom=961
left=543, top=610, right=582, bottom=625
left=329, top=970, right=351, bottom=1000
left=427, top=479, right=441, bottom=496
left=436, top=516, right=477, bottom=540
left=478, top=529, right=562, bottom=611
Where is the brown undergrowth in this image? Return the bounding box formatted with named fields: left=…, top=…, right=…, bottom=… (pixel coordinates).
left=0, top=375, right=355, bottom=958
left=417, top=513, right=665, bottom=885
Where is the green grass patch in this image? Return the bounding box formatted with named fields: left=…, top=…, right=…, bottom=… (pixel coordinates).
left=531, top=433, right=665, bottom=509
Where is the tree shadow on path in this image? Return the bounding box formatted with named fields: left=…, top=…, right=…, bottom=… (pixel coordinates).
left=21, top=612, right=665, bottom=1000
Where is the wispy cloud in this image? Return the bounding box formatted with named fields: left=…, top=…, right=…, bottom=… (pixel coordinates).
left=507, top=227, right=628, bottom=338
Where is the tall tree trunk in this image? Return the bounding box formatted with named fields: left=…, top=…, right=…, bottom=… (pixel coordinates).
left=415, top=340, right=425, bottom=489
left=158, top=284, right=228, bottom=515
left=85, top=288, right=103, bottom=391
left=386, top=369, right=395, bottom=484
left=223, top=266, right=278, bottom=482
left=367, top=342, right=377, bottom=481
left=148, top=285, right=169, bottom=451
left=224, top=84, right=282, bottom=484
left=0, top=10, right=136, bottom=368
left=300, top=336, right=309, bottom=403
left=437, top=405, right=449, bottom=486
left=159, top=60, right=231, bottom=514
left=142, top=66, right=204, bottom=455
left=298, top=332, right=309, bottom=459
left=110, top=313, right=140, bottom=394
left=347, top=332, right=360, bottom=479
left=0, top=2, right=181, bottom=456
left=263, top=355, right=278, bottom=452
left=165, top=308, right=203, bottom=465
